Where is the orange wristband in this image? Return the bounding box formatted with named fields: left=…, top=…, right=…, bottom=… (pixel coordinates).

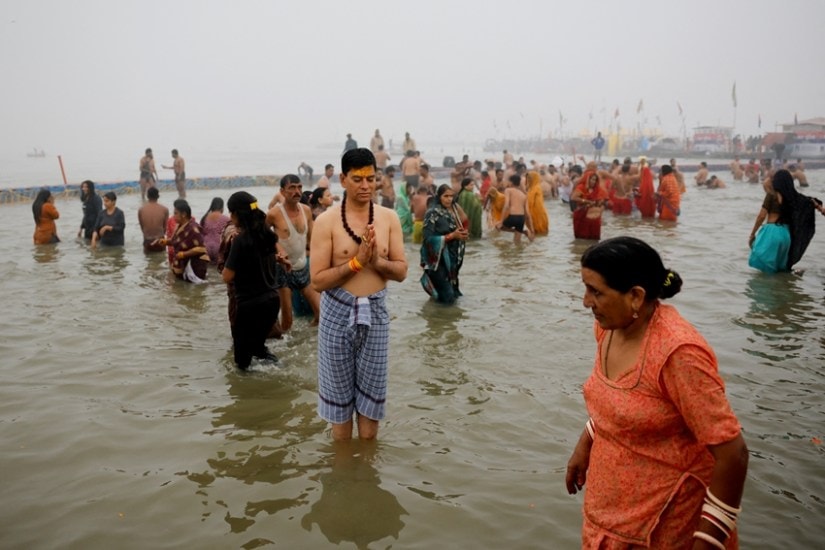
left=348, top=256, right=363, bottom=273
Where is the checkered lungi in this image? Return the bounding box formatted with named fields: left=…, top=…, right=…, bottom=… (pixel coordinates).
left=317, top=286, right=390, bottom=423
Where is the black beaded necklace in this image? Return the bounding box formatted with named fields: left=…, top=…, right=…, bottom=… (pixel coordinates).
left=341, top=192, right=374, bottom=245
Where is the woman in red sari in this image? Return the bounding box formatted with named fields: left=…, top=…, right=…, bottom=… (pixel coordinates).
left=635, top=158, right=657, bottom=218
left=567, top=237, right=748, bottom=549
left=571, top=171, right=609, bottom=240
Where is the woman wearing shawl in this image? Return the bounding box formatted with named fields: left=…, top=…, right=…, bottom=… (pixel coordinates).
left=201, top=197, right=230, bottom=265
left=749, top=169, right=820, bottom=273
left=525, top=171, right=549, bottom=236
left=394, top=181, right=414, bottom=238
left=420, top=184, right=468, bottom=304
left=635, top=158, right=657, bottom=218
left=32, top=188, right=60, bottom=245
left=456, top=177, right=483, bottom=238
left=656, top=165, right=681, bottom=222
left=156, top=199, right=209, bottom=282
left=571, top=171, right=609, bottom=240
left=77, top=180, right=102, bottom=241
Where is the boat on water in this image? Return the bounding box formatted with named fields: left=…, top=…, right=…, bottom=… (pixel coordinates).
left=26, top=148, right=46, bottom=158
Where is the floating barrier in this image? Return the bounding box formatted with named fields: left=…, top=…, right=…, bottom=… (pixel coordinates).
left=0, top=175, right=282, bottom=205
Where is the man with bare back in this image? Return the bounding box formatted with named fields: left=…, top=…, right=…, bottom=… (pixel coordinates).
left=496, top=174, right=534, bottom=244
left=310, top=148, right=408, bottom=441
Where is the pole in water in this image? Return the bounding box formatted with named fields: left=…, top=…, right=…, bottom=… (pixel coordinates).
left=58, top=155, right=68, bottom=185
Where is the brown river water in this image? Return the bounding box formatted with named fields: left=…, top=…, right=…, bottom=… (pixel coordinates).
left=1, top=174, right=824, bottom=549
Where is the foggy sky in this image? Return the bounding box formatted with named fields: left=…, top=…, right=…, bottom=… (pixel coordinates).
left=2, top=0, right=823, bottom=156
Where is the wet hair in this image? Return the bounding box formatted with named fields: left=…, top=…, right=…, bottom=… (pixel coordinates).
left=325, top=163, right=334, bottom=171
left=341, top=148, right=376, bottom=175
left=171, top=149, right=178, bottom=156
left=227, top=191, right=277, bottom=254
left=147, top=186, right=160, bottom=200
left=509, top=174, right=521, bottom=187
left=32, top=188, right=52, bottom=223
left=621, top=165, right=630, bottom=174
left=385, top=166, right=395, bottom=175
left=200, top=197, right=223, bottom=226
left=280, top=173, right=301, bottom=188
left=308, top=187, right=328, bottom=207
left=300, top=190, right=313, bottom=205
left=661, top=165, right=673, bottom=176
left=145, top=148, right=152, bottom=155
left=581, top=236, right=682, bottom=301
left=80, top=180, right=96, bottom=202
left=173, top=198, right=191, bottom=219
left=103, top=191, right=117, bottom=202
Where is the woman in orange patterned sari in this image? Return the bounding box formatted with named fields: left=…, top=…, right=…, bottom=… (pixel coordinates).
left=657, top=165, right=681, bottom=221
left=567, top=237, right=748, bottom=549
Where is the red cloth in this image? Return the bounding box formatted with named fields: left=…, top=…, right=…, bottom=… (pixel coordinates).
left=573, top=208, right=602, bottom=239
left=635, top=166, right=656, bottom=218
left=611, top=197, right=632, bottom=215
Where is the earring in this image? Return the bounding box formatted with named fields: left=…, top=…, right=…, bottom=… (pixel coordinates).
left=632, top=310, right=639, bottom=319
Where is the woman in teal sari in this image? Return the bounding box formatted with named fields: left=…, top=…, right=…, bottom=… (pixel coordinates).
left=420, top=184, right=468, bottom=304
left=456, top=177, right=483, bottom=238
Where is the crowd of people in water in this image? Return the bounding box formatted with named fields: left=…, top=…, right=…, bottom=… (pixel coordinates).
left=25, top=134, right=825, bottom=548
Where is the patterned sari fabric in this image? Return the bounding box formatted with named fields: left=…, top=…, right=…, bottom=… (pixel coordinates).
left=656, top=173, right=681, bottom=221
left=170, top=219, right=209, bottom=282
left=582, top=304, right=741, bottom=548
left=202, top=214, right=230, bottom=265
left=526, top=172, right=549, bottom=235
left=419, top=203, right=465, bottom=304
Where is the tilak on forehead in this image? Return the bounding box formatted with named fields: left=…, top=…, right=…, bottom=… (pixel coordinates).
left=349, top=167, right=375, bottom=178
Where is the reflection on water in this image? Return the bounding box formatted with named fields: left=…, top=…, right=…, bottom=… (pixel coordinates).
left=32, top=243, right=61, bottom=263
left=735, top=273, right=818, bottom=363
left=301, top=441, right=407, bottom=549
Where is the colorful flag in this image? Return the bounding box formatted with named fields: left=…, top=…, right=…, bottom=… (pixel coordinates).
left=636, top=99, right=644, bottom=113
left=731, top=82, right=737, bottom=108
left=794, top=113, right=798, bottom=125
left=677, top=101, right=683, bottom=116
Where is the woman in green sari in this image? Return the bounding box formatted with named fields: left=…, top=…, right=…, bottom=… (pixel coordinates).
left=456, top=177, right=483, bottom=238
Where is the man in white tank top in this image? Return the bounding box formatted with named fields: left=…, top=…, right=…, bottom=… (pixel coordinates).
left=266, top=174, right=320, bottom=324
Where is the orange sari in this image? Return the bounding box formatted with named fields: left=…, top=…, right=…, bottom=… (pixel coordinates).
left=657, top=173, right=681, bottom=221
left=526, top=172, right=549, bottom=235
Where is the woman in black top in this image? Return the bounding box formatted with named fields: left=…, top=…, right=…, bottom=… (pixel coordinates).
left=222, top=191, right=289, bottom=369
left=91, top=192, right=126, bottom=249
left=77, top=180, right=103, bottom=241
